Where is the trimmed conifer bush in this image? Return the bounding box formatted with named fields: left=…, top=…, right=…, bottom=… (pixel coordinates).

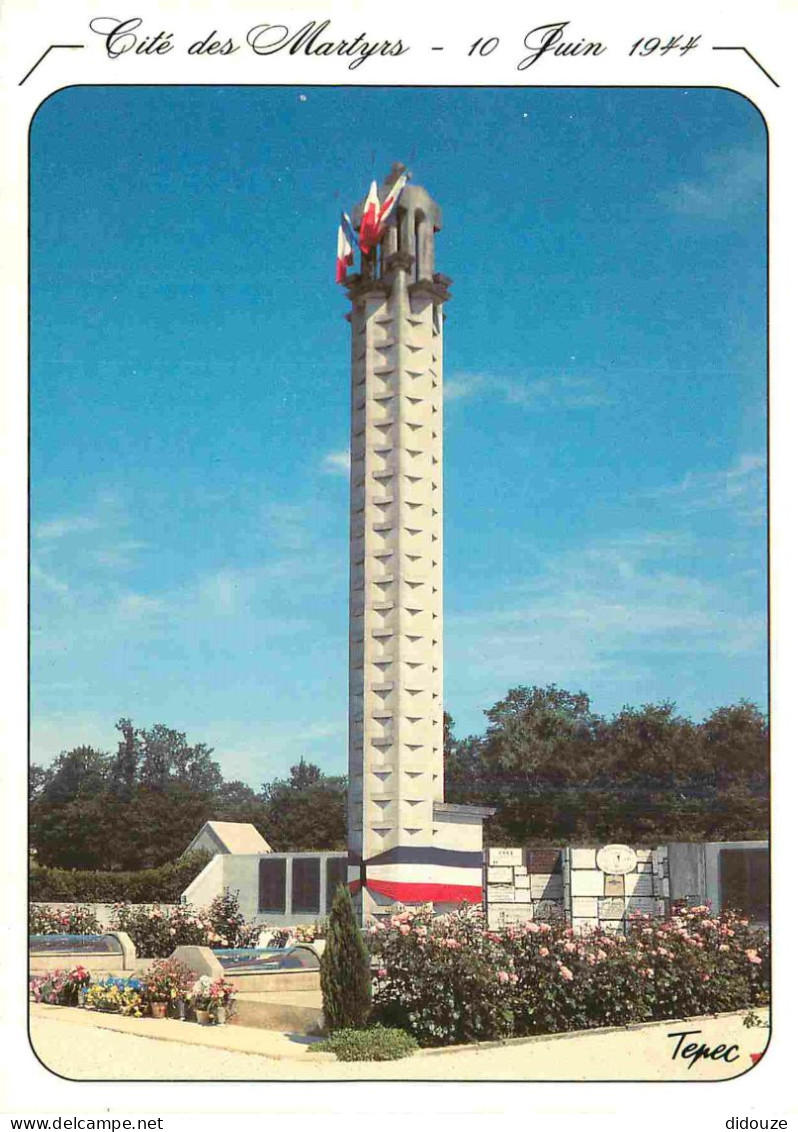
left=320, top=884, right=371, bottom=1031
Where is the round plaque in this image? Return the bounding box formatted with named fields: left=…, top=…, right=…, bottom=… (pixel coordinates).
left=596, top=844, right=638, bottom=875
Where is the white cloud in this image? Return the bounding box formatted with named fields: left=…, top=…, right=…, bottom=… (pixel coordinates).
left=663, top=147, right=764, bottom=219
left=113, top=592, right=165, bottom=622
left=34, top=514, right=101, bottom=541
left=647, top=452, right=766, bottom=524
left=448, top=528, right=764, bottom=703
left=443, top=375, right=488, bottom=402
left=322, top=449, right=350, bottom=474
left=444, top=371, right=611, bottom=410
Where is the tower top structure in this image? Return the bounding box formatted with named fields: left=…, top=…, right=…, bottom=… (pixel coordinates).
left=347, top=163, right=451, bottom=299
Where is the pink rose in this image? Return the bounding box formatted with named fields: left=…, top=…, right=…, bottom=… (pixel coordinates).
left=538, top=947, right=550, bottom=957
left=399, top=924, right=410, bottom=935
left=497, top=971, right=510, bottom=984
left=558, top=965, right=574, bottom=981
left=377, top=967, right=387, bottom=978
left=564, top=941, right=576, bottom=953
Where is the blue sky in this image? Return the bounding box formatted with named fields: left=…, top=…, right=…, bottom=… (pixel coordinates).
left=30, top=86, right=767, bottom=788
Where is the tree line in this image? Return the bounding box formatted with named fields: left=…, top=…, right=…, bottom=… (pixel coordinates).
left=29, top=687, right=769, bottom=871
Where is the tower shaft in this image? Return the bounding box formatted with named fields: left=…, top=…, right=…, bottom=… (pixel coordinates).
left=346, top=176, right=451, bottom=918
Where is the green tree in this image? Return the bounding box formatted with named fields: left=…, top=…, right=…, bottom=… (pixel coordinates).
left=320, top=885, right=372, bottom=1031
left=38, top=746, right=110, bottom=804
left=260, top=759, right=346, bottom=851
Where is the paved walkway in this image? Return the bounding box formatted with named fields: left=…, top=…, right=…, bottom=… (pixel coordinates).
left=29, top=1004, right=769, bottom=1082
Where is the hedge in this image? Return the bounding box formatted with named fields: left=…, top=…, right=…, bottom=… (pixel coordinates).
left=29, top=850, right=211, bottom=903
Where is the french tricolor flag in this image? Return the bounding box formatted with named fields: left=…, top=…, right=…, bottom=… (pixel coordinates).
left=358, top=180, right=382, bottom=256
left=335, top=219, right=354, bottom=284
left=377, top=168, right=408, bottom=230
left=359, top=171, right=409, bottom=255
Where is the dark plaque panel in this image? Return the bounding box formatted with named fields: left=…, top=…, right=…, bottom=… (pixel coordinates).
left=258, top=857, right=287, bottom=914
left=325, top=857, right=348, bottom=912
left=527, top=848, right=563, bottom=875
left=292, top=857, right=321, bottom=915
left=719, top=848, right=769, bottom=921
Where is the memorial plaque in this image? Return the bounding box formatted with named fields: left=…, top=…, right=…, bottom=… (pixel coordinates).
left=325, top=856, right=347, bottom=912
left=598, top=897, right=626, bottom=920
left=625, top=872, right=654, bottom=896
left=596, top=844, right=638, bottom=875
left=571, top=848, right=597, bottom=869
left=487, top=847, right=523, bottom=866
left=526, top=848, right=562, bottom=875
left=570, top=870, right=604, bottom=896
left=488, top=905, right=533, bottom=929
left=487, top=866, right=513, bottom=884
left=488, top=884, right=516, bottom=903
left=533, top=899, right=564, bottom=922
left=258, top=857, right=287, bottom=914
left=292, top=857, right=321, bottom=915
left=719, top=848, right=769, bottom=920
left=529, top=874, right=564, bottom=899
left=572, top=896, right=598, bottom=918
left=604, top=874, right=625, bottom=897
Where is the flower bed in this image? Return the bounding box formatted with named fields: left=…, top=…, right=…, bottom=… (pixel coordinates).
left=368, top=905, right=769, bottom=1047
left=30, top=965, right=92, bottom=1007
left=85, top=977, right=145, bottom=1017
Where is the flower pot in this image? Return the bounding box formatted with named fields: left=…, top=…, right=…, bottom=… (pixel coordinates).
left=150, top=1002, right=168, bottom=1019
left=195, top=1009, right=212, bottom=1025
left=169, top=999, right=187, bottom=1021
left=214, top=1006, right=227, bottom=1026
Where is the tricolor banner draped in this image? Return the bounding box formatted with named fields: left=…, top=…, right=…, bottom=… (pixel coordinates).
left=347, top=846, right=483, bottom=905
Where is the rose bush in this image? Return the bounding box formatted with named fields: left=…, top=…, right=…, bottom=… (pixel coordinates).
left=108, top=888, right=260, bottom=957
left=369, top=905, right=516, bottom=1047
left=369, top=904, right=770, bottom=1047
left=29, top=905, right=101, bottom=936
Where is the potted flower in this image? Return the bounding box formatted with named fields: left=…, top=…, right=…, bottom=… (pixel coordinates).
left=190, top=975, right=215, bottom=1025
left=207, top=977, right=236, bottom=1025
left=190, top=975, right=236, bottom=1024
left=63, top=965, right=92, bottom=1007
left=140, top=958, right=194, bottom=1019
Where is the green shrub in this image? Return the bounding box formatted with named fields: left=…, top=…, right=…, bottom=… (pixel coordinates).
left=317, top=1025, right=418, bottom=1062
left=29, top=851, right=211, bottom=903
left=320, top=885, right=371, bottom=1031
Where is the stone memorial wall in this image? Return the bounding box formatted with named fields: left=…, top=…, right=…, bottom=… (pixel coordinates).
left=564, top=844, right=669, bottom=933
left=484, top=846, right=566, bottom=929
left=484, top=843, right=671, bottom=933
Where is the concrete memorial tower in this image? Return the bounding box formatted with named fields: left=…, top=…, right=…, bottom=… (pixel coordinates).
left=342, top=165, right=492, bottom=921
